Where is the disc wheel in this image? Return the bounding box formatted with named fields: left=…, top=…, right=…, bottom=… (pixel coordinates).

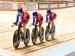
left=31, top=28, right=38, bottom=45
left=45, top=25, right=50, bottom=41
left=50, top=24, right=55, bottom=40
left=13, top=30, right=20, bottom=49
left=39, top=27, right=44, bottom=43
left=24, top=28, right=30, bottom=47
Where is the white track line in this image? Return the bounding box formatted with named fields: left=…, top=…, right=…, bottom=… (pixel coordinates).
left=0, top=49, right=23, bottom=56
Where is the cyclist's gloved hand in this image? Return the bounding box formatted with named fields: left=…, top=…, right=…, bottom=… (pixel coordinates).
left=45, top=20, right=48, bottom=23
left=31, top=23, right=33, bottom=25
left=13, top=22, right=17, bottom=26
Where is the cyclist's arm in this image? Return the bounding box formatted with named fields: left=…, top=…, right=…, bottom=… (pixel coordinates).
left=46, top=14, right=51, bottom=22
left=15, top=14, right=20, bottom=23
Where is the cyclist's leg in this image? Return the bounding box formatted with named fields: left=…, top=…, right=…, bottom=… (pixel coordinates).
left=23, top=23, right=26, bottom=36
left=23, top=19, right=28, bottom=36
left=51, top=20, right=54, bottom=25
left=39, top=22, right=42, bottom=34
left=51, top=20, right=55, bottom=40
left=19, top=21, right=23, bottom=33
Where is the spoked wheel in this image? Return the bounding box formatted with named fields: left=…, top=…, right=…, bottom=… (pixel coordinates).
left=13, top=30, right=20, bottom=49
left=31, top=28, right=38, bottom=45
left=24, top=28, right=30, bottom=47
left=39, top=27, right=44, bottom=43
left=50, top=24, right=55, bottom=40
left=45, top=25, right=50, bottom=41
